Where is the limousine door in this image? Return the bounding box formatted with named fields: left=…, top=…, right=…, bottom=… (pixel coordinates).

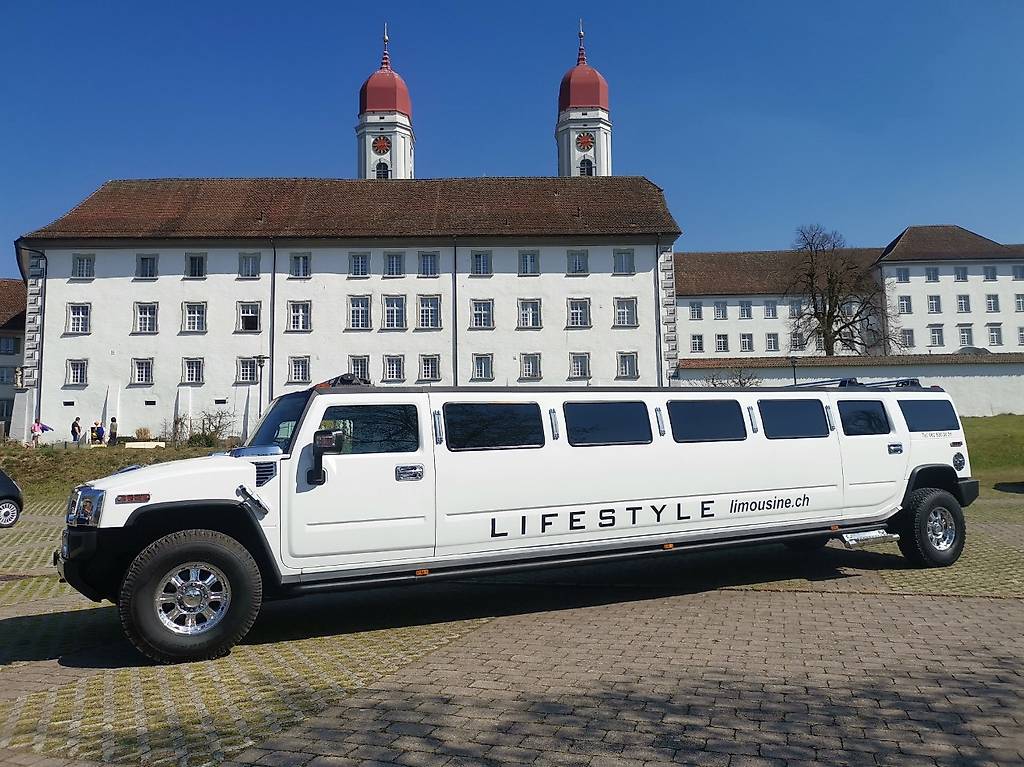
left=830, top=396, right=908, bottom=517
left=282, top=394, right=436, bottom=572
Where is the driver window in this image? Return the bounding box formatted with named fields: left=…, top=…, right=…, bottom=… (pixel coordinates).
left=319, top=405, right=419, bottom=454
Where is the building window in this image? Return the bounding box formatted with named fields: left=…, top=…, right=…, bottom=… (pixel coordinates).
left=740, top=333, right=753, bottom=352
left=957, top=295, right=971, bottom=313
left=1016, top=294, right=1024, bottom=312
left=901, top=328, right=915, bottom=348
left=988, top=325, right=1003, bottom=346
left=763, top=300, right=777, bottom=319
left=383, top=295, right=406, bottom=329
left=689, top=302, right=703, bottom=320
left=375, top=161, right=390, bottom=179
left=954, top=266, right=968, bottom=282
left=691, top=334, right=704, bottom=353
left=568, top=352, right=590, bottom=380
left=816, top=332, right=825, bottom=351
left=927, top=295, right=941, bottom=314
left=471, top=251, right=492, bottom=276
left=765, top=333, right=779, bottom=352
left=383, top=355, right=404, bottom=381
left=984, top=266, right=997, bottom=281
left=789, top=300, right=802, bottom=319
left=130, top=358, right=153, bottom=385
left=67, top=304, right=91, bottom=334
left=419, top=355, right=441, bottom=382
left=714, top=301, right=728, bottom=320
left=579, top=158, right=594, bottom=176
left=134, top=303, right=158, bottom=333
left=520, top=353, right=541, bottom=380
left=1013, top=265, right=1024, bottom=281
left=349, top=355, right=370, bottom=381
left=898, top=296, right=912, bottom=314
left=519, top=250, right=540, bottom=276
left=715, top=334, right=729, bottom=353
left=237, top=357, right=258, bottom=384
left=290, top=356, right=311, bottom=383
left=289, top=253, right=311, bottom=278
left=925, top=267, right=939, bottom=282
left=0, top=337, right=18, bottom=355
left=185, top=253, right=207, bottom=279
left=384, top=252, right=405, bottom=277
left=137, top=254, right=159, bottom=279
left=349, top=253, right=369, bottom=277
left=790, top=332, right=805, bottom=351
left=566, top=250, right=589, bottom=276
left=66, top=359, right=88, bottom=386
left=183, top=358, right=204, bottom=384
left=567, top=298, right=591, bottom=328
left=0, top=367, right=13, bottom=385
left=739, top=301, right=752, bottom=320
left=472, top=354, right=494, bottom=381
left=349, top=296, right=371, bottom=329
left=418, top=296, right=441, bottom=329
left=929, top=327, right=944, bottom=347
left=470, top=299, right=494, bottom=329
left=613, top=249, right=635, bottom=275
left=616, top=352, right=639, bottom=379
left=986, top=294, right=1000, bottom=312
left=238, top=252, right=260, bottom=279
left=183, top=302, right=207, bottom=332
left=71, top=254, right=95, bottom=279
left=238, top=302, right=261, bottom=332
left=614, top=298, right=638, bottom=327
left=289, top=301, right=311, bottom=331
left=895, top=268, right=910, bottom=283
left=418, top=252, right=439, bottom=277
left=958, top=326, right=973, bottom=347
left=518, top=299, right=542, bottom=329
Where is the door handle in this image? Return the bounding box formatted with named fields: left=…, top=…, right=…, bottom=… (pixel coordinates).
left=395, top=464, right=424, bottom=481
left=887, top=443, right=903, bottom=455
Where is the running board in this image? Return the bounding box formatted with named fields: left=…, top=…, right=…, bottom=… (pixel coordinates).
left=840, top=529, right=899, bottom=549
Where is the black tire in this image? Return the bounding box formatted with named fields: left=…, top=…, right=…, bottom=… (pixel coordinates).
left=896, top=488, right=966, bottom=568
left=0, top=499, right=20, bottom=528
left=784, top=535, right=831, bottom=552
left=118, top=529, right=262, bottom=663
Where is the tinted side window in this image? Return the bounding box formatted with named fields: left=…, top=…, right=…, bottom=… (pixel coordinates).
left=758, top=399, right=829, bottom=439
left=898, top=400, right=960, bottom=432
left=667, top=400, right=746, bottom=442
left=444, top=403, right=545, bottom=451
left=564, top=401, right=652, bottom=446
left=320, top=405, right=418, bottom=454
left=838, top=400, right=891, bottom=436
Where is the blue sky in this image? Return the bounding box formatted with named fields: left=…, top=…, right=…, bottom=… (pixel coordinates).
left=2, top=1, right=1022, bottom=276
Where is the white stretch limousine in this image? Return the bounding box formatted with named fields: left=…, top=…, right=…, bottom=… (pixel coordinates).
left=57, top=378, right=978, bottom=662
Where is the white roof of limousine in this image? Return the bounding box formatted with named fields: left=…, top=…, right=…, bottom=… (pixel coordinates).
left=312, top=383, right=947, bottom=396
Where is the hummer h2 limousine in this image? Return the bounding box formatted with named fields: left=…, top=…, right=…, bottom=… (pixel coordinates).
left=56, top=377, right=978, bottom=663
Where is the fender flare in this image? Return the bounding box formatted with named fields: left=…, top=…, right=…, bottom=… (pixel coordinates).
left=901, top=464, right=964, bottom=508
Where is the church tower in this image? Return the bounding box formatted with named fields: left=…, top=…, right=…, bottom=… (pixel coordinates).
left=556, top=22, right=611, bottom=177
left=357, top=26, right=414, bottom=179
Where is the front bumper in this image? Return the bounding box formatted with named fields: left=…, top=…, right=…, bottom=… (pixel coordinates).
left=959, top=478, right=980, bottom=508
left=54, top=527, right=106, bottom=602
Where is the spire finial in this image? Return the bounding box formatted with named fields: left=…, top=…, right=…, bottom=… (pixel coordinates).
left=576, top=19, right=587, bottom=65
left=380, top=22, right=391, bottom=70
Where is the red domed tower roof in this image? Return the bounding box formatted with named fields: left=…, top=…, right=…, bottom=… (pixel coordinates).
left=558, top=24, right=609, bottom=113
left=359, top=26, right=412, bottom=118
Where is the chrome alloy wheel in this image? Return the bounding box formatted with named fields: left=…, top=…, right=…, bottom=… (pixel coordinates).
left=0, top=500, right=19, bottom=527
left=155, top=562, right=231, bottom=635
left=926, top=507, right=957, bottom=552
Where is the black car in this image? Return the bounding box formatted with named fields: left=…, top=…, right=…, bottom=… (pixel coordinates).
left=0, top=469, right=23, bottom=528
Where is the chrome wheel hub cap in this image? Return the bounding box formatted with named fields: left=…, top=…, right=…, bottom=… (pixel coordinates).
left=155, top=562, right=231, bottom=635
left=0, top=502, right=17, bottom=525
left=927, top=507, right=956, bottom=552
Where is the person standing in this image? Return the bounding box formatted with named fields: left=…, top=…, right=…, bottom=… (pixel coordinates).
left=71, top=417, right=82, bottom=444
left=30, top=418, right=52, bottom=448
left=108, top=417, right=118, bottom=446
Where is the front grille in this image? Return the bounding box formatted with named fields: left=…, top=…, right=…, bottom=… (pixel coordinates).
left=253, top=462, right=277, bottom=487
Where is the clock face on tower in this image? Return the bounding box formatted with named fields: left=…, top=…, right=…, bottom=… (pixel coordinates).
left=575, top=132, right=595, bottom=152
left=372, top=136, right=392, bottom=155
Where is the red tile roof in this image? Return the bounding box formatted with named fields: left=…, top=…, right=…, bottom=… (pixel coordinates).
left=0, top=279, right=26, bottom=332
left=879, top=225, right=1019, bottom=262
left=21, top=177, right=680, bottom=241
left=677, top=353, right=1024, bottom=370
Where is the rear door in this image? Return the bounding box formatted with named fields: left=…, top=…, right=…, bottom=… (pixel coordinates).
left=831, top=396, right=908, bottom=517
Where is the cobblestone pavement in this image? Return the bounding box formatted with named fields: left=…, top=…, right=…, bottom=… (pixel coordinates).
left=0, top=492, right=1021, bottom=767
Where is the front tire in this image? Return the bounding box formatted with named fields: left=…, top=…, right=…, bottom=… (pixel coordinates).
left=118, top=529, right=262, bottom=663
left=0, top=499, right=21, bottom=528
left=896, top=488, right=965, bottom=568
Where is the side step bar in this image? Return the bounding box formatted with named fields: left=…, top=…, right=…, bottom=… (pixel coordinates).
left=840, top=529, right=900, bottom=549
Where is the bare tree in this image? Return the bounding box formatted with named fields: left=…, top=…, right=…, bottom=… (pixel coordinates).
left=692, top=368, right=763, bottom=388
left=783, top=224, right=900, bottom=356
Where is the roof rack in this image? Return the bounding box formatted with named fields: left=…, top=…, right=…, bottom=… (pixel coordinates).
left=859, top=378, right=923, bottom=389
left=789, top=377, right=925, bottom=389
left=790, top=377, right=863, bottom=388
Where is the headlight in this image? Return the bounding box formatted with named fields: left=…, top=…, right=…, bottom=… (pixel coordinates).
left=67, top=487, right=105, bottom=527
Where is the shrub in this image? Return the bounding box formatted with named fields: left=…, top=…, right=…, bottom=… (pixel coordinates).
left=134, top=427, right=153, bottom=441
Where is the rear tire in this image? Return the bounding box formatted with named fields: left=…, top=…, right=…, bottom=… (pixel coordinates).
left=784, top=535, right=830, bottom=552
left=118, top=529, right=262, bottom=663
left=896, top=488, right=965, bottom=568
left=0, top=499, right=20, bottom=528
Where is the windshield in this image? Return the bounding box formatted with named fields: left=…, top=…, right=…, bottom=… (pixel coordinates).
left=245, top=389, right=314, bottom=451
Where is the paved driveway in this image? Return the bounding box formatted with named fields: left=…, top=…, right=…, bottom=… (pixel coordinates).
left=0, top=495, right=1022, bottom=767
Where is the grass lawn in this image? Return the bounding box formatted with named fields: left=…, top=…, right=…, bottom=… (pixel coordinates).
left=962, top=415, right=1024, bottom=495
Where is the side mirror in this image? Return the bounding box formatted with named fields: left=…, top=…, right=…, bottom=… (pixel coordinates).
left=307, top=429, right=337, bottom=486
